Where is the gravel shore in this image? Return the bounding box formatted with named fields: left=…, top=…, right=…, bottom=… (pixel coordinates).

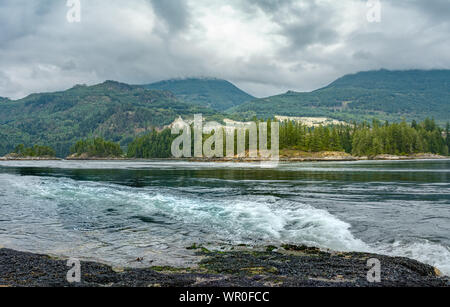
left=0, top=245, right=448, bottom=287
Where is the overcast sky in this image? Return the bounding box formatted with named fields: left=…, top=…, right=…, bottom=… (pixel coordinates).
left=0, top=0, right=449, bottom=99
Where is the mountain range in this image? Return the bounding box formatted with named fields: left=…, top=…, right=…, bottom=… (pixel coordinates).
left=0, top=70, right=448, bottom=157
left=0, top=81, right=215, bottom=156
left=229, top=70, right=450, bottom=124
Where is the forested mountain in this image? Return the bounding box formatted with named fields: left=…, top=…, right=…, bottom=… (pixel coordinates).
left=1, top=70, right=448, bottom=158
left=141, top=78, right=254, bottom=111
left=230, top=70, right=450, bottom=125
left=0, top=81, right=214, bottom=157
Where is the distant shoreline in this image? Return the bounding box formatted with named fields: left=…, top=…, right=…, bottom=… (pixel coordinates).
left=186, top=153, right=448, bottom=163
left=0, top=157, right=62, bottom=161
left=1, top=153, right=448, bottom=162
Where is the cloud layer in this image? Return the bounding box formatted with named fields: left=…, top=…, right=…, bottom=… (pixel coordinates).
left=0, top=0, right=449, bottom=99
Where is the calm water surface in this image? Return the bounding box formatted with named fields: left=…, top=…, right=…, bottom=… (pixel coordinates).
left=0, top=160, right=449, bottom=274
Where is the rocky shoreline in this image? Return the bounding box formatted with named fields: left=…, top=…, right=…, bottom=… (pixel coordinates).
left=0, top=156, right=62, bottom=161
left=1, top=152, right=447, bottom=162
left=0, top=245, right=448, bottom=287
left=171, top=152, right=448, bottom=163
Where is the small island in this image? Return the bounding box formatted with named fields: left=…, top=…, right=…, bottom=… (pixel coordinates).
left=0, top=144, right=60, bottom=161
left=66, top=138, right=125, bottom=160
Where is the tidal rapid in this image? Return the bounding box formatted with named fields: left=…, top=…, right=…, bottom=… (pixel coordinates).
left=0, top=159, right=449, bottom=275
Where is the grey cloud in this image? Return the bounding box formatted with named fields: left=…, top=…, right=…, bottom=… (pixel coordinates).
left=353, top=50, right=373, bottom=61
left=0, top=0, right=449, bottom=99
left=239, top=0, right=295, bottom=13
left=149, top=0, right=190, bottom=32
left=236, top=0, right=341, bottom=64
left=279, top=13, right=338, bottom=52
left=390, top=0, right=450, bottom=23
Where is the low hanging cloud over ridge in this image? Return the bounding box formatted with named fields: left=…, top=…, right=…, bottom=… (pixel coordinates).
left=0, top=0, right=449, bottom=99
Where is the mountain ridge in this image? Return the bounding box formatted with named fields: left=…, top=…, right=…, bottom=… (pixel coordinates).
left=0, top=69, right=449, bottom=157
left=229, top=69, right=450, bottom=125
left=141, top=78, right=255, bottom=111
left=0, top=81, right=215, bottom=156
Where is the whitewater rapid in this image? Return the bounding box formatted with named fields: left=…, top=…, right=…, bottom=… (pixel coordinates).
left=0, top=160, right=449, bottom=275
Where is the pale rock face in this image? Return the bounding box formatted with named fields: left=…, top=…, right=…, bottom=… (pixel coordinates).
left=168, top=116, right=194, bottom=130
left=274, top=116, right=347, bottom=127
left=168, top=117, right=256, bottom=133
left=168, top=115, right=348, bottom=133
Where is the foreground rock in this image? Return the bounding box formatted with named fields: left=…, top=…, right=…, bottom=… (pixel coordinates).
left=0, top=246, right=448, bottom=287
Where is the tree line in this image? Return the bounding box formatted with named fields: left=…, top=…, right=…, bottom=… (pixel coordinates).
left=12, top=144, right=56, bottom=157
left=351, top=119, right=448, bottom=156
left=70, top=138, right=123, bottom=158
left=127, top=129, right=176, bottom=158
left=126, top=118, right=449, bottom=158
left=279, top=118, right=449, bottom=156
left=8, top=118, right=450, bottom=158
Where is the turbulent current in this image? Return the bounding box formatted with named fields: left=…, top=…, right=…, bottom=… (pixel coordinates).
left=0, top=160, right=449, bottom=275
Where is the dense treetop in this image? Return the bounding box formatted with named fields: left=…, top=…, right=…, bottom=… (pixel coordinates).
left=125, top=118, right=449, bottom=158
left=11, top=144, right=55, bottom=158
left=70, top=138, right=123, bottom=158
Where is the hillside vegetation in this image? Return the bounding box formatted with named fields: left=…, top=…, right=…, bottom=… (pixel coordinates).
left=0, top=70, right=448, bottom=158
left=230, top=70, right=450, bottom=125
left=141, top=78, right=254, bottom=111
left=0, top=81, right=214, bottom=157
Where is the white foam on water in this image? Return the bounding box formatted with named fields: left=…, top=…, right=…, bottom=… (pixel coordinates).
left=1, top=173, right=449, bottom=275
left=141, top=193, right=371, bottom=252
left=374, top=240, right=450, bottom=276
left=1, top=174, right=369, bottom=250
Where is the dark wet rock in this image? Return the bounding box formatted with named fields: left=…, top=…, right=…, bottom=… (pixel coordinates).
left=0, top=247, right=448, bottom=287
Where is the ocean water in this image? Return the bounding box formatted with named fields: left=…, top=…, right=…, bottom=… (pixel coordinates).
left=0, top=160, right=449, bottom=275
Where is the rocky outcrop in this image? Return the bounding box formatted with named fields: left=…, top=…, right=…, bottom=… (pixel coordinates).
left=0, top=245, right=447, bottom=287
left=65, top=153, right=126, bottom=160
left=0, top=154, right=60, bottom=161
